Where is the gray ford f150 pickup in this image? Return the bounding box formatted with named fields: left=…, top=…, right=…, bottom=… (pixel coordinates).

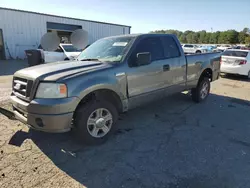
left=10, top=34, right=220, bottom=144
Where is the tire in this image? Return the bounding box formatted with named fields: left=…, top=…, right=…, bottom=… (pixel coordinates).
left=72, top=100, right=118, bottom=145
left=247, top=71, right=250, bottom=79
left=64, top=58, right=70, bottom=61
left=196, top=50, right=201, bottom=54
left=191, top=77, right=210, bottom=103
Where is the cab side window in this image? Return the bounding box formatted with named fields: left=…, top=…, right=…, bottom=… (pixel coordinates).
left=162, top=36, right=181, bottom=58
left=129, top=37, right=164, bottom=67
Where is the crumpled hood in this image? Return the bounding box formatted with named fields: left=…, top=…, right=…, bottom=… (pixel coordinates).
left=14, top=60, right=111, bottom=81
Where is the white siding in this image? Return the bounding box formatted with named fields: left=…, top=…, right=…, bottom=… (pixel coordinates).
left=0, top=8, right=130, bottom=59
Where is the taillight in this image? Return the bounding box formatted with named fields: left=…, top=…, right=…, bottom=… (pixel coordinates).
left=239, top=60, right=247, bottom=65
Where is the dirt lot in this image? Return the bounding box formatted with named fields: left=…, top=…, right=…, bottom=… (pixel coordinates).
left=1, top=72, right=250, bottom=188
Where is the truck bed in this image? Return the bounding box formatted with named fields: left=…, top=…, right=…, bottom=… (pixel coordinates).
left=185, top=52, right=221, bottom=88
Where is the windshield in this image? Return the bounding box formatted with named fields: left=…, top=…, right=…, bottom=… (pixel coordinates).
left=77, top=36, right=135, bottom=62
left=61, top=44, right=82, bottom=52
left=222, top=50, right=248, bottom=57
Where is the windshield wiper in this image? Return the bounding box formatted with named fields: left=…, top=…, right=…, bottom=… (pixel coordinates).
left=79, top=58, right=101, bottom=62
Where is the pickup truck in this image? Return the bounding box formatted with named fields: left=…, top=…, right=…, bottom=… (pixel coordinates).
left=39, top=43, right=82, bottom=63
left=9, top=34, right=220, bottom=144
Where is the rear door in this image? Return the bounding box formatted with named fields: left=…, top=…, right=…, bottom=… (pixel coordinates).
left=126, top=36, right=187, bottom=109
left=161, top=35, right=186, bottom=89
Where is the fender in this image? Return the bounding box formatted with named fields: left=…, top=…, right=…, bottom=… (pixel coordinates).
left=69, top=73, right=129, bottom=111
left=199, top=53, right=220, bottom=79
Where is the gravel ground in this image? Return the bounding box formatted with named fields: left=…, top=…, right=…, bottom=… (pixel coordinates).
left=1, top=73, right=250, bottom=188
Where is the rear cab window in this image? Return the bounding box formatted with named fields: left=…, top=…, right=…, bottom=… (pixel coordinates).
left=222, top=50, right=248, bottom=57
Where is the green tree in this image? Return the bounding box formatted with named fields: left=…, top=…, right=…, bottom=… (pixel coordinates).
left=209, top=31, right=220, bottom=44
left=242, top=28, right=249, bottom=34
left=192, top=32, right=199, bottom=43
left=227, top=30, right=239, bottom=44
left=218, top=32, right=226, bottom=44
left=198, top=30, right=206, bottom=43
left=245, top=36, right=250, bottom=44
left=217, top=30, right=239, bottom=44
left=186, top=32, right=194, bottom=43
left=179, top=34, right=187, bottom=43
left=238, top=31, right=247, bottom=44
left=150, top=29, right=242, bottom=44
left=204, top=33, right=211, bottom=43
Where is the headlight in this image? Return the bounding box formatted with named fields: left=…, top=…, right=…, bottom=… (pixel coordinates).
left=36, top=83, right=67, bottom=98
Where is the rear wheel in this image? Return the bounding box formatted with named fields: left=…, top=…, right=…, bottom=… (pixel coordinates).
left=196, top=50, right=201, bottom=54
left=191, top=77, right=210, bottom=103
left=247, top=71, right=250, bottom=79
left=72, top=100, right=118, bottom=145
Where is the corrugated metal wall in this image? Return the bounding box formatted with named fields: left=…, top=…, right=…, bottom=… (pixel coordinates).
left=0, top=8, right=131, bottom=59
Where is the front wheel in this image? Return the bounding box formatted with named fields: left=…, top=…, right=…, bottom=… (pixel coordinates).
left=191, top=77, right=210, bottom=103
left=72, top=100, right=118, bottom=145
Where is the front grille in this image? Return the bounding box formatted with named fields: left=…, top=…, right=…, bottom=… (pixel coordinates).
left=13, top=77, right=33, bottom=100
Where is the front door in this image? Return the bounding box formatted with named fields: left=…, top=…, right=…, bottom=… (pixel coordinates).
left=0, top=29, right=6, bottom=60
left=126, top=36, right=172, bottom=108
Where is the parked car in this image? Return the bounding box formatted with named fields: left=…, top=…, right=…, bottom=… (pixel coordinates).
left=241, top=46, right=250, bottom=50
left=8, top=34, right=220, bottom=144
left=39, top=43, right=83, bottom=63
left=199, top=45, right=216, bottom=53
left=182, top=44, right=208, bottom=54
left=233, top=45, right=241, bottom=49
left=217, top=44, right=232, bottom=51
left=220, top=49, right=250, bottom=78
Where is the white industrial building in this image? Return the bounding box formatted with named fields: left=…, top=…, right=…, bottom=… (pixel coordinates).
left=0, top=7, right=131, bottom=60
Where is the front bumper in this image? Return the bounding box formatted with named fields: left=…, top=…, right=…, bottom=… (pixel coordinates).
left=11, top=95, right=80, bottom=133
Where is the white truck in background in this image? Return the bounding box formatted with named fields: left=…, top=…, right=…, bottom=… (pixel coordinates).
left=39, top=43, right=83, bottom=63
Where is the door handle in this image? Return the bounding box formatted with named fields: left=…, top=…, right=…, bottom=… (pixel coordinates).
left=163, top=64, right=170, bottom=71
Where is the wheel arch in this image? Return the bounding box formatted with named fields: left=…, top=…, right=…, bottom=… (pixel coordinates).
left=198, top=68, right=213, bottom=84
left=73, top=88, right=124, bottom=121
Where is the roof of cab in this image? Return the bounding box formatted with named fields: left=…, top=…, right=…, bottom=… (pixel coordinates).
left=103, top=33, right=176, bottom=39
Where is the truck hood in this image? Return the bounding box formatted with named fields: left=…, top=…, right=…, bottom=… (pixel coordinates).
left=15, top=60, right=111, bottom=81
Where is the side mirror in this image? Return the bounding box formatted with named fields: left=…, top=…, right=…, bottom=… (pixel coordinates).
left=136, top=52, right=151, bottom=66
